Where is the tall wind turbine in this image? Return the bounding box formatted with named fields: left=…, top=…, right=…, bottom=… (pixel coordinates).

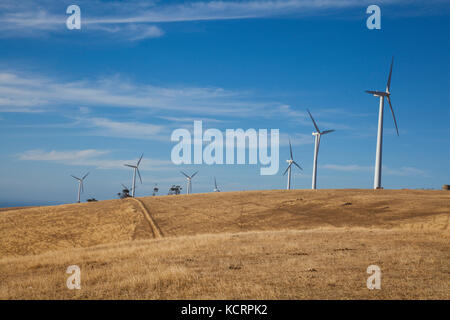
left=213, top=177, right=220, bottom=192
left=71, top=172, right=89, bottom=203
left=283, top=139, right=302, bottom=190
left=307, top=109, right=335, bottom=190
left=124, top=154, right=143, bottom=197
left=366, top=57, right=399, bottom=189
left=181, top=171, right=198, bottom=194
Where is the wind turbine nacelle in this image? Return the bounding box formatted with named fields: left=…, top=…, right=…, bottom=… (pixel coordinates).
left=312, top=132, right=320, bottom=136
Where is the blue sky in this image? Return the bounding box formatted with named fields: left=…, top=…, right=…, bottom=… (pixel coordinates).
left=0, top=0, right=449, bottom=206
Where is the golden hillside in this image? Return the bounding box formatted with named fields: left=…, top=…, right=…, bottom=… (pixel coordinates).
left=0, top=189, right=449, bottom=299
left=0, top=198, right=153, bottom=257
left=1, top=189, right=448, bottom=257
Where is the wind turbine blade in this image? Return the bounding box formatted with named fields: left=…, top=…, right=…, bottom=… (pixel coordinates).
left=71, top=175, right=80, bottom=180
left=81, top=181, right=84, bottom=193
left=121, top=184, right=128, bottom=190
left=386, top=57, right=394, bottom=92
left=137, top=168, right=143, bottom=184
left=289, top=139, right=293, bottom=160
left=365, top=90, right=387, bottom=96
left=180, top=171, right=189, bottom=178
left=191, top=171, right=198, bottom=179
left=283, top=164, right=292, bottom=176
left=321, top=129, right=335, bottom=135
left=82, top=172, right=89, bottom=180
left=137, top=153, right=144, bottom=166
left=387, top=96, right=399, bottom=136
left=124, top=164, right=136, bottom=168
left=214, top=177, right=217, bottom=189
left=293, top=161, right=303, bottom=171
left=307, top=109, right=320, bottom=133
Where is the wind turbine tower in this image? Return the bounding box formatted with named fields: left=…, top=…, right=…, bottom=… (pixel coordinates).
left=213, top=177, right=220, bottom=192
left=283, top=139, right=302, bottom=190
left=307, top=109, right=335, bottom=190
left=181, top=171, right=198, bottom=194
left=366, top=57, right=399, bottom=189
left=71, top=172, right=89, bottom=203
left=124, top=154, right=143, bottom=197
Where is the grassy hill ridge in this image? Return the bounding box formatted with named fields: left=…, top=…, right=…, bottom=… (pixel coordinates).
left=1, top=189, right=448, bottom=299
left=1, top=189, right=448, bottom=257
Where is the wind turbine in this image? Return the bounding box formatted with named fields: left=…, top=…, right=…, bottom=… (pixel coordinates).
left=283, top=139, right=302, bottom=190
left=213, top=177, right=220, bottom=192
left=366, top=57, right=399, bottom=189
left=124, top=154, right=143, bottom=197
left=181, top=171, right=198, bottom=194
left=307, top=109, right=335, bottom=190
left=71, top=172, right=89, bottom=203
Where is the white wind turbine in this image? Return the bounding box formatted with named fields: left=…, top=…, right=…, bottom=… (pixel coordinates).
left=283, top=139, right=302, bottom=190
left=366, top=57, right=399, bottom=189
left=71, top=172, right=89, bottom=203
left=181, top=171, right=198, bottom=194
left=213, top=177, right=220, bottom=192
left=307, top=109, right=335, bottom=190
left=124, top=154, right=143, bottom=197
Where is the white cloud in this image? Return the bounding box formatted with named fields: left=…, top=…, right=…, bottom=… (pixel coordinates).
left=18, top=149, right=109, bottom=161
left=18, top=149, right=173, bottom=171
left=128, top=25, right=164, bottom=41
left=158, top=116, right=227, bottom=123
left=91, top=23, right=165, bottom=40
left=85, top=117, right=167, bottom=141
left=322, top=163, right=429, bottom=177
left=79, top=106, right=90, bottom=114
left=280, top=132, right=313, bottom=146
left=322, top=164, right=372, bottom=172
left=276, top=104, right=351, bottom=131
left=0, top=71, right=273, bottom=115
left=0, top=0, right=434, bottom=40
left=384, top=166, right=430, bottom=178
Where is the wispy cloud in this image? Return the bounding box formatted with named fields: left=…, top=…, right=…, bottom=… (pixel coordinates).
left=92, top=24, right=165, bottom=41
left=0, top=71, right=275, bottom=116
left=158, top=116, right=228, bottom=124
left=18, top=149, right=173, bottom=171
left=384, top=166, right=430, bottom=178
left=322, top=163, right=429, bottom=177
left=18, top=149, right=109, bottom=161
left=322, top=164, right=372, bottom=172
left=276, top=104, right=352, bottom=131
left=280, top=132, right=313, bottom=146
left=85, top=117, right=167, bottom=141
left=0, top=0, right=439, bottom=40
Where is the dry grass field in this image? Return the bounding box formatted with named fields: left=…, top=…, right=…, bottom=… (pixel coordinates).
left=0, top=189, right=449, bottom=299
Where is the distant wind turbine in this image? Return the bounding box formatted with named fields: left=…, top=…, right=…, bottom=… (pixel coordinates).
left=283, top=139, right=302, bottom=190
left=71, top=172, right=89, bottom=203
left=213, top=177, right=220, bottom=192
left=181, top=171, right=198, bottom=194
left=307, top=109, right=335, bottom=190
left=366, top=57, right=399, bottom=189
left=124, top=154, right=143, bottom=197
